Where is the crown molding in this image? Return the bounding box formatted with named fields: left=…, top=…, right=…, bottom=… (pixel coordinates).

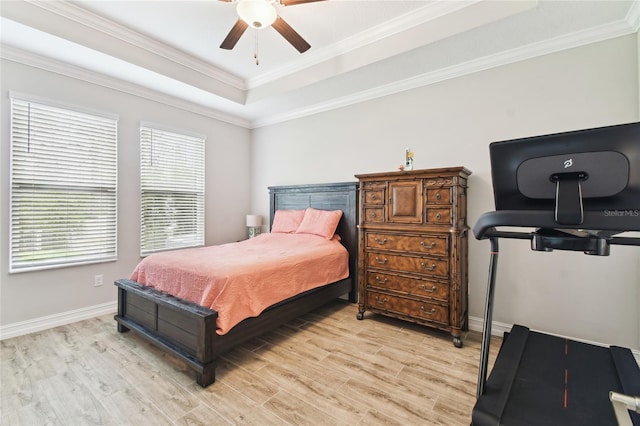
left=1, top=44, right=252, bottom=129
left=252, top=17, right=638, bottom=128
left=627, top=0, right=640, bottom=31
left=25, top=0, right=246, bottom=90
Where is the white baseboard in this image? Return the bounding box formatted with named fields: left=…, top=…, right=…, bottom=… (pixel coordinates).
left=0, top=301, right=117, bottom=340
left=468, top=315, right=640, bottom=364
left=468, top=315, right=513, bottom=336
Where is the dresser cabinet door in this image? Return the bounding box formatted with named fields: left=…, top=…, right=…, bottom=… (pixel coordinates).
left=387, top=180, right=422, bottom=223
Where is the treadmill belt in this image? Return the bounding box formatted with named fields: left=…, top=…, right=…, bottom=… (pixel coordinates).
left=473, top=325, right=640, bottom=426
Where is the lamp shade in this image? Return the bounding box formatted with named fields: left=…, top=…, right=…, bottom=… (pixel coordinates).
left=246, top=214, right=263, bottom=227
left=237, top=0, right=277, bottom=29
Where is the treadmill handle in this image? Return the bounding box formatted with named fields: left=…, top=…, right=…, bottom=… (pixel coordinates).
left=609, top=391, right=640, bottom=426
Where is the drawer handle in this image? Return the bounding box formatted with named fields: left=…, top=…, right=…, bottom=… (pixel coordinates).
left=420, top=284, right=437, bottom=293
left=421, top=262, right=436, bottom=271
left=435, top=192, right=441, bottom=200
left=370, top=194, right=377, bottom=200
left=374, top=237, right=387, bottom=245
left=375, top=276, right=388, bottom=284
left=370, top=212, right=377, bottom=219
left=375, top=257, right=388, bottom=264
left=420, top=306, right=436, bottom=315
left=435, top=213, right=441, bottom=220
left=420, top=241, right=436, bottom=249
left=375, top=295, right=388, bottom=305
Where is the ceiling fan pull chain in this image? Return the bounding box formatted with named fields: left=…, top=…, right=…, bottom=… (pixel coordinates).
left=254, top=30, right=259, bottom=66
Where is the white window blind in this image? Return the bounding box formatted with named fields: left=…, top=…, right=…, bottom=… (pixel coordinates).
left=10, top=97, right=118, bottom=272
left=140, top=125, right=205, bottom=255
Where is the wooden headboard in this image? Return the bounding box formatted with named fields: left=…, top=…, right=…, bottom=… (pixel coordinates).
left=268, top=182, right=359, bottom=301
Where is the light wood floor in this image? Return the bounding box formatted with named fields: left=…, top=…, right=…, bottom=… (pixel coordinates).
left=1, top=301, right=501, bottom=425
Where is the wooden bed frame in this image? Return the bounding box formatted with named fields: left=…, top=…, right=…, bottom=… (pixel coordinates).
left=114, top=182, right=358, bottom=387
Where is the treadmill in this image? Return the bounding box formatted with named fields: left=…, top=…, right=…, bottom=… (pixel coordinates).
left=472, top=122, right=640, bottom=426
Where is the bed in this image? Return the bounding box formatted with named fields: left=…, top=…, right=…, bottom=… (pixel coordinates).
left=114, top=182, right=358, bottom=387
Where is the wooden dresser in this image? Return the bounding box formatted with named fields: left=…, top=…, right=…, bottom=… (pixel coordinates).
left=355, top=167, right=471, bottom=347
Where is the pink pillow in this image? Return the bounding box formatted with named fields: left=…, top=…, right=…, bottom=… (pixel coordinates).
left=296, top=208, right=343, bottom=239
left=271, top=209, right=305, bottom=233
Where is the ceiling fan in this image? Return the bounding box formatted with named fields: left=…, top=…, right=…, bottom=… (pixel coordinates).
left=219, top=0, right=326, bottom=54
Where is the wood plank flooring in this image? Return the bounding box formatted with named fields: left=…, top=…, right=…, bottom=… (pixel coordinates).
left=1, top=300, right=501, bottom=425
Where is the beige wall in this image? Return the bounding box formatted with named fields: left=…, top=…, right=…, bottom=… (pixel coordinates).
left=251, top=35, right=640, bottom=349
left=0, top=59, right=251, bottom=327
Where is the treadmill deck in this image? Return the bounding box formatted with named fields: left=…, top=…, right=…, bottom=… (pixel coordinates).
left=472, top=325, right=640, bottom=426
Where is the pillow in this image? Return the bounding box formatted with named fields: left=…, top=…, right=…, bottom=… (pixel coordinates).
left=296, top=208, right=343, bottom=239
left=270, top=209, right=305, bottom=233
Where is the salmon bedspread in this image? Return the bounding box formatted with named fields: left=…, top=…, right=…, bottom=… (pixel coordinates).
left=130, top=233, right=349, bottom=335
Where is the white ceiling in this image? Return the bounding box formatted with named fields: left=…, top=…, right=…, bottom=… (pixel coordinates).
left=1, top=0, right=639, bottom=128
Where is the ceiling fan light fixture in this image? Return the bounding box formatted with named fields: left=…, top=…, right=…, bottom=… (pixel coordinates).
left=237, top=0, right=277, bottom=29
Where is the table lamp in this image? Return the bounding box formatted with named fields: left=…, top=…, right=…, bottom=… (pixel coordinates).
left=246, top=214, right=262, bottom=238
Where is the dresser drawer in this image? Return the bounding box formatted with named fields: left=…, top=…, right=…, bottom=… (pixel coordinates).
left=367, top=290, right=448, bottom=325
left=365, top=232, right=448, bottom=256
left=363, top=206, right=384, bottom=223
left=366, top=271, right=449, bottom=301
left=425, top=207, right=452, bottom=225
left=363, top=189, right=385, bottom=205
left=366, top=252, right=449, bottom=278
left=426, top=187, right=452, bottom=205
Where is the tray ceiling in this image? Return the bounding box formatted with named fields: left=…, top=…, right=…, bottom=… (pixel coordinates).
left=1, top=0, right=638, bottom=128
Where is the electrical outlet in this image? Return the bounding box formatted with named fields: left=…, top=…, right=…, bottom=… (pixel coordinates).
left=94, top=274, right=103, bottom=287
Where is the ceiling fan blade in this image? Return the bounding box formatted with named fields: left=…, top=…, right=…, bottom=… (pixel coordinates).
left=280, top=0, right=326, bottom=5
left=272, top=16, right=311, bottom=53
left=220, top=19, right=248, bottom=50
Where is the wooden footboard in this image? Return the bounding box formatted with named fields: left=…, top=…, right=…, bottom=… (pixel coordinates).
left=114, top=277, right=353, bottom=386
left=114, top=279, right=218, bottom=386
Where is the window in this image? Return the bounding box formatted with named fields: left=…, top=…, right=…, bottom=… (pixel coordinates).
left=140, top=125, right=205, bottom=255
left=10, top=96, right=118, bottom=272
